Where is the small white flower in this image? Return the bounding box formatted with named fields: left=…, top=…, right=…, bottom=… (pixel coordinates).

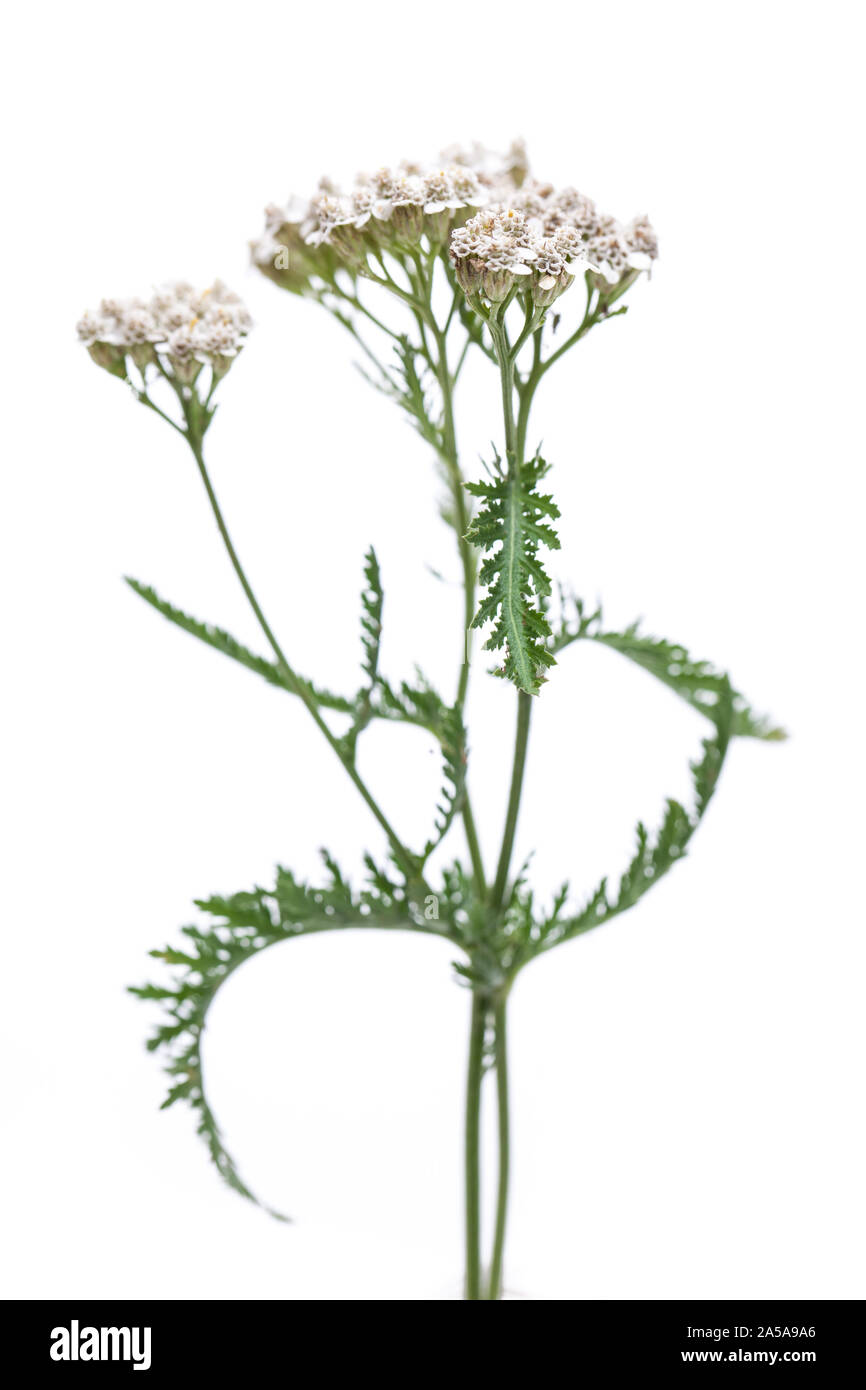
left=76, top=310, right=110, bottom=346
left=626, top=214, right=659, bottom=263
left=389, top=175, right=425, bottom=208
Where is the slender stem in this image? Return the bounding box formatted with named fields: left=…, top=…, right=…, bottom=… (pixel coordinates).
left=136, top=384, right=186, bottom=437
left=328, top=257, right=488, bottom=896
left=510, top=297, right=543, bottom=361
left=490, top=691, right=532, bottom=913
left=327, top=286, right=403, bottom=342
left=327, top=307, right=395, bottom=389
left=479, top=312, right=532, bottom=1290
left=535, top=282, right=600, bottom=379
left=362, top=260, right=425, bottom=314
left=186, top=433, right=428, bottom=895
left=431, top=322, right=476, bottom=711
left=516, top=332, right=543, bottom=458
left=464, top=993, right=486, bottom=1300
left=443, top=283, right=462, bottom=335
left=486, top=996, right=510, bottom=1300
left=451, top=335, right=471, bottom=385
left=420, top=269, right=485, bottom=895
left=489, top=319, right=518, bottom=470
left=487, top=317, right=535, bottom=916
left=461, top=797, right=486, bottom=898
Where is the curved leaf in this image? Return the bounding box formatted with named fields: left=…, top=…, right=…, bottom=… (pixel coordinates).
left=130, top=859, right=457, bottom=1218
left=482, top=681, right=736, bottom=972
left=125, top=578, right=354, bottom=714
left=553, top=594, right=785, bottom=740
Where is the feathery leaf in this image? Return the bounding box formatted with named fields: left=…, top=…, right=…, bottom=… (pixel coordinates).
left=465, top=452, right=560, bottom=696
left=125, top=578, right=355, bottom=714
left=359, top=547, right=383, bottom=686
left=423, top=704, right=467, bottom=859
left=535, top=679, right=735, bottom=953
left=130, top=857, right=458, bottom=1219
left=553, top=594, right=785, bottom=740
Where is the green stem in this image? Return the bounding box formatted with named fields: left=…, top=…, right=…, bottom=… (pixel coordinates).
left=464, top=992, right=486, bottom=1300
left=535, top=281, right=600, bottom=380
left=490, top=319, right=518, bottom=471
left=327, top=307, right=394, bottom=390
left=516, top=332, right=543, bottom=458
left=486, top=996, right=510, bottom=1300
left=332, top=256, right=487, bottom=898
left=510, top=297, right=543, bottom=361
left=327, top=286, right=402, bottom=342
left=362, top=260, right=425, bottom=315
left=423, top=279, right=485, bottom=896
left=431, top=322, right=476, bottom=711
left=187, top=433, right=428, bottom=896
left=461, top=797, right=486, bottom=899
left=490, top=691, right=533, bottom=913
left=488, top=317, right=535, bottom=916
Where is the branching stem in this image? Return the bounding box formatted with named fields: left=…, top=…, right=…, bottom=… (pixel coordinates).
left=185, top=429, right=429, bottom=897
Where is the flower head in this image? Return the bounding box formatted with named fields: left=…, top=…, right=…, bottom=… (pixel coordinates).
left=450, top=206, right=591, bottom=307
left=250, top=143, right=658, bottom=314
left=77, top=282, right=251, bottom=382
left=450, top=206, right=540, bottom=301
left=626, top=215, right=659, bottom=265
left=450, top=172, right=658, bottom=308
left=251, top=143, right=539, bottom=285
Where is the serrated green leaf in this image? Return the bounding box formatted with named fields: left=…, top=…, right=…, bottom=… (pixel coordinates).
left=130, top=856, right=462, bottom=1219
left=553, top=594, right=785, bottom=740
left=358, top=336, right=444, bottom=454
left=359, top=546, right=383, bottom=685
left=529, top=680, right=735, bottom=954
left=465, top=452, right=560, bottom=695
left=423, top=704, right=467, bottom=860
left=125, top=578, right=355, bottom=715
left=341, top=547, right=385, bottom=761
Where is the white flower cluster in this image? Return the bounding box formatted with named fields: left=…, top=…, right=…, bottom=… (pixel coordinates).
left=77, top=282, right=252, bottom=382
left=252, top=142, right=657, bottom=311
left=451, top=187, right=657, bottom=307
left=450, top=207, right=582, bottom=307
left=251, top=142, right=527, bottom=289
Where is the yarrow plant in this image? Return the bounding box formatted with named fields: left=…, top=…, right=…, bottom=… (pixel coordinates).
left=79, top=140, right=783, bottom=1299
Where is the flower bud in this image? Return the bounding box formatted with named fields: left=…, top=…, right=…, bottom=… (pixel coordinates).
left=166, top=328, right=201, bottom=384
left=87, top=340, right=128, bottom=377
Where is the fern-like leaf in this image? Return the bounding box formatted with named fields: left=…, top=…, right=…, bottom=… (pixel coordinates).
left=357, top=336, right=444, bottom=454
left=553, top=594, right=785, bottom=741
left=472, top=683, right=736, bottom=973
left=532, top=679, right=735, bottom=954
left=423, top=704, right=467, bottom=859
left=125, top=578, right=355, bottom=715
left=465, top=451, right=561, bottom=696
left=375, top=669, right=445, bottom=733
left=371, top=672, right=467, bottom=858
left=130, top=857, right=459, bottom=1218
left=341, top=548, right=385, bottom=761
left=359, top=547, right=383, bottom=685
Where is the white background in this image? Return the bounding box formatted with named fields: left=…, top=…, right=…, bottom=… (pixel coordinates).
left=2, top=1, right=864, bottom=1301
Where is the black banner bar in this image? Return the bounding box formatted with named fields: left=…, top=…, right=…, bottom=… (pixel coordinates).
left=3, top=1299, right=861, bottom=1374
